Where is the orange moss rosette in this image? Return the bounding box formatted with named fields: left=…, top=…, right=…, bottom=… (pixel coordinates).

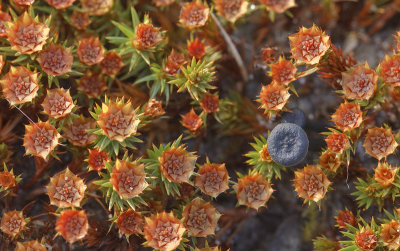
left=42, top=88, right=74, bottom=119
left=88, top=149, right=109, bottom=171
left=270, top=56, right=297, bottom=86
left=336, top=210, right=356, bottom=229
left=158, top=146, right=197, bottom=183
left=200, top=93, right=219, bottom=113
left=261, top=0, right=296, bottom=13
left=363, top=127, right=398, bottom=160
left=380, top=220, right=400, bottom=250
left=77, top=37, right=104, bottom=65
left=46, top=168, right=87, bottom=208
left=0, top=11, right=12, bottom=38
left=100, top=52, right=123, bottom=76
left=319, top=151, right=340, bottom=173
left=45, top=0, right=76, bottom=9
left=0, top=171, right=16, bottom=188
left=236, top=172, right=274, bottom=210
left=97, top=100, right=140, bottom=142
left=182, top=198, right=220, bottom=237
left=331, top=102, right=363, bottom=131
left=325, top=132, right=349, bottom=154
left=181, top=108, right=203, bottom=132
left=6, top=12, right=49, bottom=54
left=341, top=63, right=378, bottom=100
left=165, top=49, right=186, bottom=75
left=38, top=43, right=73, bottom=76
left=378, top=54, right=400, bottom=86
left=55, top=210, right=88, bottom=243
left=187, top=38, right=206, bottom=59
left=144, top=98, right=165, bottom=117
left=81, top=0, right=113, bottom=16
left=258, top=82, right=290, bottom=111
left=78, top=71, right=107, bottom=98
left=63, top=116, right=97, bottom=147
left=70, top=11, right=91, bottom=30
left=294, top=165, right=331, bottom=203
left=289, top=25, right=330, bottom=65
left=355, top=227, right=377, bottom=251
left=195, top=163, right=229, bottom=197
left=134, top=23, right=162, bottom=50
left=259, top=144, right=273, bottom=163
left=215, top=0, right=248, bottom=23
left=0, top=210, right=26, bottom=238
left=261, top=47, right=275, bottom=63
left=374, top=162, right=398, bottom=187
left=179, top=0, right=210, bottom=29
left=15, top=240, right=46, bottom=251
left=116, top=209, right=143, bottom=235
left=0, top=66, right=39, bottom=105
left=144, top=212, right=186, bottom=251
left=23, top=121, right=61, bottom=159
left=110, top=159, right=147, bottom=199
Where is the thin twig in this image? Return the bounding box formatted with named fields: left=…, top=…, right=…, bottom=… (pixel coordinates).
left=87, top=192, right=109, bottom=214
left=211, top=13, right=249, bottom=83
left=30, top=213, right=50, bottom=221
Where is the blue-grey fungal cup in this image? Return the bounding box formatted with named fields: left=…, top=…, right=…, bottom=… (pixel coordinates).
left=267, top=123, right=309, bottom=167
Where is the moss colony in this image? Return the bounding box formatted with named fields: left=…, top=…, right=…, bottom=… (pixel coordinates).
left=1, top=0, right=400, bottom=250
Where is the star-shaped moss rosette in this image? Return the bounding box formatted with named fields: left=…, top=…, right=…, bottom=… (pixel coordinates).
left=214, top=0, right=248, bottom=23
left=186, top=36, right=222, bottom=64
left=337, top=63, right=387, bottom=110
left=257, top=82, right=291, bottom=118
left=379, top=219, right=400, bottom=250
left=351, top=164, right=400, bottom=211
left=23, top=120, right=61, bottom=160
left=244, top=135, right=285, bottom=181
left=233, top=171, right=274, bottom=210
left=320, top=127, right=354, bottom=169
left=169, top=57, right=217, bottom=101
left=0, top=210, right=30, bottom=239
left=55, top=209, right=88, bottom=244
left=108, top=208, right=143, bottom=241
left=42, top=88, right=78, bottom=128
left=140, top=98, right=166, bottom=120
left=107, top=7, right=166, bottom=68
left=89, top=96, right=142, bottom=156
left=6, top=12, right=50, bottom=55
left=38, top=42, right=78, bottom=88
left=93, top=156, right=148, bottom=211
left=143, top=211, right=187, bottom=251
left=339, top=217, right=380, bottom=251
left=0, top=163, right=22, bottom=197
left=141, top=136, right=197, bottom=197
left=265, top=56, right=319, bottom=98
left=1, top=11, right=52, bottom=68
left=195, top=158, right=229, bottom=198
left=86, top=148, right=110, bottom=172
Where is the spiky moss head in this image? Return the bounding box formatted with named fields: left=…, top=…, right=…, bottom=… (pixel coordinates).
left=267, top=123, right=309, bottom=167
